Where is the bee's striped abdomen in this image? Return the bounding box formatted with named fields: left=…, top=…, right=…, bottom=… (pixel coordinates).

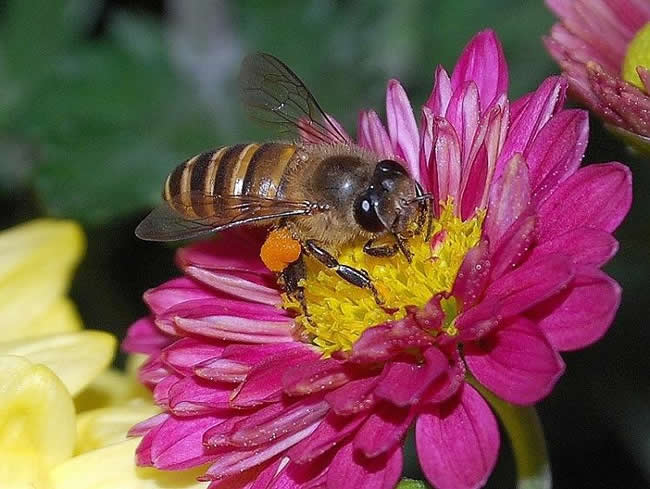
left=163, top=142, right=298, bottom=219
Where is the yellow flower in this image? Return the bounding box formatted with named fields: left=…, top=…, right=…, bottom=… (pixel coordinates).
left=0, top=219, right=203, bottom=488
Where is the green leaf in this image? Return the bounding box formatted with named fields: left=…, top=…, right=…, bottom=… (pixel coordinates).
left=21, top=15, right=220, bottom=223
left=0, top=0, right=101, bottom=76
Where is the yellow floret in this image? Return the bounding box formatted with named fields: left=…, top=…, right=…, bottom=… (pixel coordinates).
left=283, top=200, right=484, bottom=356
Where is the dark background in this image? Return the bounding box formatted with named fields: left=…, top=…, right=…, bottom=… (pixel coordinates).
left=1, top=1, right=648, bottom=488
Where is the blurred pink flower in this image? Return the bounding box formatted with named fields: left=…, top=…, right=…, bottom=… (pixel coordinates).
left=545, top=0, right=650, bottom=147
left=124, top=30, right=631, bottom=489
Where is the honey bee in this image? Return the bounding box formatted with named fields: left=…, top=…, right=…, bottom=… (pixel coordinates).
left=136, top=53, right=432, bottom=309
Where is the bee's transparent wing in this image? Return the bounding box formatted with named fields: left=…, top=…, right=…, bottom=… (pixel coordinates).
left=135, top=192, right=322, bottom=242
left=239, top=52, right=350, bottom=145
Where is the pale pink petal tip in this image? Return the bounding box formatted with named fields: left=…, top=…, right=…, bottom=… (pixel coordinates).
left=122, top=317, right=172, bottom=354
left=386, top=79, right=421, bottom=181
left=451, top=29, right=509, bottom=112
left=358, top=110, right=393, bottom=158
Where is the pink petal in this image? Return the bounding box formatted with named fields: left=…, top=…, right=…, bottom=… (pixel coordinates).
left=161, top=337, right=224, bottom=376
left=524, top=109, right=588, bottom=203
left=128, top=412, right=169, bottom=438
left=374, top=348, right=448, bottom=407
left=527, top=227, right=618, bottom=266
left=195, top=358, right=250, bottom=384
left=203, top=423, right=320, bottom=481
left=143, top=277, right=215, bottom=315
left=288, top=412, right=368, bottom=463
left=450, top=29, right=509, bottom=113
left=422, top=350, right=466, bottom=405
left=488, top=212, right=537, bottom=280
left=174, top=315, right=295, bottom=344
left=465, top=316, right=565, bottom=404
left=431, top=117, right=462, bottom=204
left=451, top=240, right=491, bottom=309
left=151, top=415, right=222, bottom=469
left=419, top=106, right=436, bottom=195
left=528, top=266, right=621, bottom=351
left=203, top=414, right=248, bottom=448
left=138, top=356, right=170, bottom=389
left=459, top=145, right=488, bottom=220
left=354, top=405, right=414, bottom=458
left=537, top=163, right=632, bottom=240
left=455, top=297, right=501, bottom=341
left=163, top=296, right=291, bottom=323
left=349, top=318, right=432, bottom=363
left=327, top=442, right=402, bottom=489
left=386, top=79, right=420, bottom=180
left=358, top=110, right=393, bottom=157
left=416, top=384, right=499, bottom=489
left=299, top=113, right=351, bottom=144
left=232, top=345, right=319, bottom=407
left=209, top=460, right=278, bottom=489
left=480, top=99, right=509, bottom=210
left=268, top=458, right=330, bottom=489
left=153, top=372, right=182, bottom=408
left=135, top=414, right=169, bottom=466
left=484, top=254, right=574, bottom=318
left=226, top=398, right=329, bottom=449
left=425, top=65, right=452, bottom=117
left=168, top=376, right=232, bottom=415
left=182, top=266, right=281, bottom=306
left=497, top=77, right=567, bottom=178
left=122, top=317, right=172, bottom=354
left=445, top=81, right=480, bottom=166
left=195, top=342, right=302, bottom=384
left=484, top=154, right=532, bottom=247
left=325, top=376, right=380, bottom=415
left=283, top=358, right=351, bottom=396
left=223, top=342, right=306, bottom=365
left=176, top=230, right=268, bottom=274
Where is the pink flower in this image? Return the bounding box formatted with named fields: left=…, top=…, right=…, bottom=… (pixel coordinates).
left=124, top=30, right=631, bottom=489
left=544, top=0, right=650, bottom=148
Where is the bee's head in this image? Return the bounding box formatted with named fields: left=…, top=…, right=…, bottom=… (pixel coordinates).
left=353, top=159, right=427, bottom=236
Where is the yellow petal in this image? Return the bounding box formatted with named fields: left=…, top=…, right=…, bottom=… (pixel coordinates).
left=0, top=220, right=85, bottom=336
left=75, top=400, right=160, bottom=453
left=0, top=355, right=76, bottom=488
left=75, top=368, right=136, bottom=412
left=0, top=331, right=116, bottom=396
left=5, top=297, right=83, bottom=342
left=126, top=353, right=154, bottom=400
left=51, top=438, right=208, bottom=489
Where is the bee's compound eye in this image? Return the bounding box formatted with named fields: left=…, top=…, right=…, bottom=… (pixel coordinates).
left=354, top=193, right=384, bottom=232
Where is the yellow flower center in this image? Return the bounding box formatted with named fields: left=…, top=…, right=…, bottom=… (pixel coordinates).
left=283, top=201, right=485, bottom=356
left=622, top=21, right=650, bottom=91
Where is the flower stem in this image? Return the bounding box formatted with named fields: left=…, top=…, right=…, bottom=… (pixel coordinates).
left=396, top=478, right=429, bottom=489
left=471, top=381, right=552, bottom=489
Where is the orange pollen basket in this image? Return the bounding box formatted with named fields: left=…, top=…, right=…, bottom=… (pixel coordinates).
left=260, top=228, right=302, bottom=272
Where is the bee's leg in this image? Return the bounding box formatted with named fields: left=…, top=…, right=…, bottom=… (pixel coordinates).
left=392, top=233, right=413, bottom=263
left=423, top=197, right=433, bottom=241
left=304, top=240, right=384, bottom=305
left=363, top=238, right=399, bottom=257
left=412, top=182, right=434, bottom=241
left=280, top=256, right=306, bottom=309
